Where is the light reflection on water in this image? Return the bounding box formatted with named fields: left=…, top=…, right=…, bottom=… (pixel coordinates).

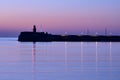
left=0, top=38, right=120, bottom=80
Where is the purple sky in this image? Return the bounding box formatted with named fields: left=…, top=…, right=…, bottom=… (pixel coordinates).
left=0, top=0, right=120, bottom=37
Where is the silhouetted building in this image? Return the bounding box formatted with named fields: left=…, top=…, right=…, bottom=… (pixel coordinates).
left=33, top=25, right=36, bottom=32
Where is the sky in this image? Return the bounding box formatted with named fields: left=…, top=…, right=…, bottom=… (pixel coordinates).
left=0, top=0, right=120, bottom=37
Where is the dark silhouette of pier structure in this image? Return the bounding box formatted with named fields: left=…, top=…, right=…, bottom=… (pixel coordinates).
left=18, top=25, right=120, bottom=42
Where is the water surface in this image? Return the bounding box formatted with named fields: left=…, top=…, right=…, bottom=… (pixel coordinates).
left=0, top=38, right=120, bottom=80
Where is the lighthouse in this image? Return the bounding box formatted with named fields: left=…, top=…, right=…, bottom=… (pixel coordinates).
left=33, top=25, right=36, bottom=32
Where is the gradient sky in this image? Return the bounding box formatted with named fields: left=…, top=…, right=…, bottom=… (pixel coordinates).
left=0, top=0, right=120, bottom=36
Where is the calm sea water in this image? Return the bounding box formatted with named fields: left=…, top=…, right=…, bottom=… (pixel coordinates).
left=0, top=38, right=120, bottom=80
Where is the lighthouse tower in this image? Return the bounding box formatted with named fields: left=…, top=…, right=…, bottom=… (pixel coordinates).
left=33, top=25, right=36, bottom=32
